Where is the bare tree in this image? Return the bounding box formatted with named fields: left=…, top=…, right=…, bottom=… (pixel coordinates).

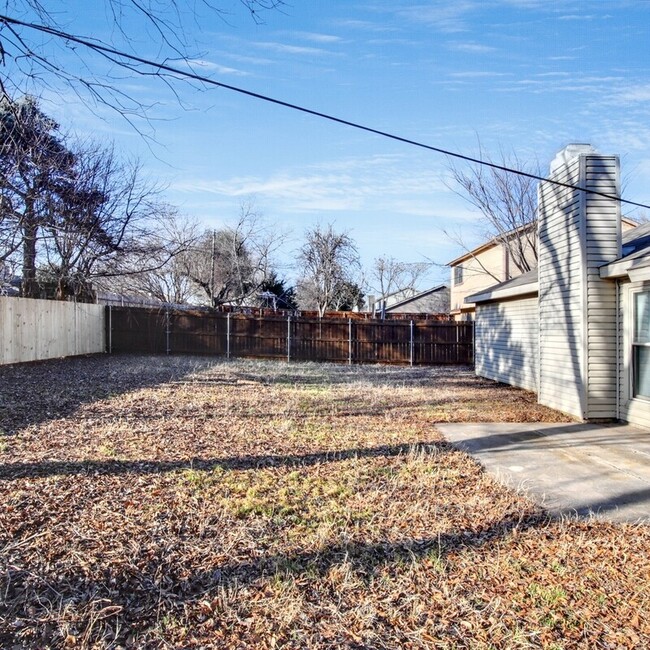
left=0, top=94, right=74, bottom=297
left=370, top=256, right=432, bottom=299
left=183, top=202, right=285, bottom=307
left=446, top=146, right=539, bottom=276
left=0, top=1, right=284, bottom=125
left=95, top=207, right=201, bottom=304
left=295, top=223, right=361, bottom=317
left=41, top=142, right=169, bottom=300
left=1, top=93, right=174, bottom=300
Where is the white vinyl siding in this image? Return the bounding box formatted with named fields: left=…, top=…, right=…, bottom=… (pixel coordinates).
left=538, top=156, right=584, bottom=418
left=583, top=158, right=620, bottom=419
left=537, top=153, right=619, bottom=420
left=619, top=281, right=650, bottom=428
left=475, top=297, right=538, bottom=392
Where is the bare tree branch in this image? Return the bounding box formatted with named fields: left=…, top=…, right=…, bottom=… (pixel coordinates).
left=0, top=1, right=285, bottom=128
left=295, top=223, right=361, bottom=317
left=446, top=144, right=539, bottom=277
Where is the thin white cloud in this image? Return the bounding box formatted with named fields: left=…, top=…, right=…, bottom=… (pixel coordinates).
left=172, top=156, right=449, bottom=216
left=447, top=42, right=497, bottom=54
left=558, top=14, right=595, bottom=20
left=395, top=2, right=477, bottom=33
left=216, top=52, right=275, bottom=67
left=185, top=59, right=249, bottom=76
left=254, top=41, right=334, bottom=56
left=449, top=71, right=511, bottom=78
left=332, top=19, right=397, bottom=33
left=614, top=84, right=650, bottom=104
left=293, top=32, right=343, bottom=44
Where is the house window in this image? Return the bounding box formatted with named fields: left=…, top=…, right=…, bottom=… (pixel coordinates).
left=454, top=265, right=464, bottom=286
left=633, top=291, right=650, bottom=398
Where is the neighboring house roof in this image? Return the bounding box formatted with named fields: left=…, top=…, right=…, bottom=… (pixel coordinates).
left=467, top=219, right=650, bottom=301
left=380, top=287, right=418, bottom=308
left=447, top=216, right=637, bottom=268
left=383, top=284, right=449, bottom=312
left=446, top=222, right=536, bottom=267
left=601, top=221, right=650, bottom=281
left=465, top=269, right=538, bottom=304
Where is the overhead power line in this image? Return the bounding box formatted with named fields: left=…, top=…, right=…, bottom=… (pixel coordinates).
left=2, top=14, right=650, bottom=211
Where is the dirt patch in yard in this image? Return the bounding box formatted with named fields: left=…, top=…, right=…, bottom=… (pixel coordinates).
left=1, top=355, right=647, bottom=649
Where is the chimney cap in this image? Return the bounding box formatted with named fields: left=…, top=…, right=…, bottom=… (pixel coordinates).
left=550, top=144, right=597, bottom=175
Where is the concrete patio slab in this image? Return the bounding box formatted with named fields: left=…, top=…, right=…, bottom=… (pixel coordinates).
left=437, top=422, right=650, bottom=523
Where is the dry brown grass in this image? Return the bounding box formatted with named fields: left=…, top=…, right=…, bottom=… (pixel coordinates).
left=0, top=355, right=648, bottom=649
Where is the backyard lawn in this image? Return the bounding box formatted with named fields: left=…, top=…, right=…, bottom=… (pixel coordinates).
left=1, top=355, right=648, bottom=649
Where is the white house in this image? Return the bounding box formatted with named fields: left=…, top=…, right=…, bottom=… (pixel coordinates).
left=468, top=144, right=650, bottom=429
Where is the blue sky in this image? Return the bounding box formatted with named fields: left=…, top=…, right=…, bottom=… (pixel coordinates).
left=14, top=0, right=650, bottom=287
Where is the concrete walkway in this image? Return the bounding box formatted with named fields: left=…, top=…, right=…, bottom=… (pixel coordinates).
left=437, top=422, right=650, bottom=523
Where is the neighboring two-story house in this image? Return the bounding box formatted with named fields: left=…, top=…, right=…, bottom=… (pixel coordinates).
left=448, top=211, right=635, bottom=320
left=448, top=225, right=537, bottom=319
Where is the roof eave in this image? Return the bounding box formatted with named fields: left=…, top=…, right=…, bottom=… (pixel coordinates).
left=466, top=281, right=539, bottom=304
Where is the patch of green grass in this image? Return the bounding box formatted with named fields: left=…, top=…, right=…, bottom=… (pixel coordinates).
left=97, top=444, right=117, bottom=457
left=528, top=583, right=567, bottom=605
left=424, top=543, right=447, bottom=573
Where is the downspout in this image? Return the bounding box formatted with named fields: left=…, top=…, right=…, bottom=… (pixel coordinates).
left=616, top=280, right=620, bottom=421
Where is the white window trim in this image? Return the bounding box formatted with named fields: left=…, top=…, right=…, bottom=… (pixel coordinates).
left=623, top=283, right=650, bottom=408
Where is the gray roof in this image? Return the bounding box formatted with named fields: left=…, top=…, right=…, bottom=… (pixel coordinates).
left=621, top=221, right=650, bottom=260
left=465, top=269, right=538, bottom=304
left=600, top=221, right=650, bottom=279
left=386, top=284, right=448, bottom=311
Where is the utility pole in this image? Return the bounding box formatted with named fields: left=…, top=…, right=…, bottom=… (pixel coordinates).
left=210, top=229, right=216, bottom=308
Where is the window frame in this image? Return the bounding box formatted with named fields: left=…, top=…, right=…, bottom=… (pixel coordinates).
left=454, top=265, right=464, bottom=286
left=632, top=288, right=650, bottom=400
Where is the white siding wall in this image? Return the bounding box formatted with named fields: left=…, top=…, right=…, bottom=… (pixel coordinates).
left=475, top=297, right=539, bottom=391
left=583, top=159, right=620, bottom=419
left=537, top=153, right=620, bottom=420
left=618, top=280, right=650, bottom=428
left=538, top=156, right=585, bottom=418
left=0, top=297, right=105, bottom=365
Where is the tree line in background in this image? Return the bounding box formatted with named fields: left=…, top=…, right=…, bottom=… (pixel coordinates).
left=1, top=1, right=543, bottom=313
left=2, top=93, right=540, bottom=313
left=0, top=94, right=438, bottom=313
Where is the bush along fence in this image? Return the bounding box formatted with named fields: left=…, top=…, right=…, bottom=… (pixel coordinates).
left=107, top=306, right=474, bottom=366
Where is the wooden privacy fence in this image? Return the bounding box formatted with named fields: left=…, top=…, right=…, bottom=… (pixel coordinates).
left=1, top=296, right=105, bottom=366
left=107, top=306, right=473, bottom=365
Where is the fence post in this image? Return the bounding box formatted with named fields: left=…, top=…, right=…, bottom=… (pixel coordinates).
left=165, top=308, right=171, bottom=355
left=108, top=305, right=112, bottom=354
left=227, top=312, right=231, bottom=359
left=410, top=320, right=414, bottom=366
left=348, top=318, right=352, bottom=365
left=287, top=315, right=291, bottom=362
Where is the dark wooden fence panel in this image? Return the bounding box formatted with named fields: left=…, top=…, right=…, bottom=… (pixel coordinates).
left=107, top=306, right=473, bottom=365
left=108, top=306, right=168, bottom=353
left=170, top=311, right=227, bottom=355
left=231, top=315, right=289, bottom=359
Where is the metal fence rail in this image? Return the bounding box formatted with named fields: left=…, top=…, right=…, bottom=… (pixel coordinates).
left=107, top=306, right=473, bottom=366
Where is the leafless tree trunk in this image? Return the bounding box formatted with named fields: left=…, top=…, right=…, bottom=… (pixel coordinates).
left=296, top=223, right=361, bottom=317
left=181, top=201, right=286, bottom=307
